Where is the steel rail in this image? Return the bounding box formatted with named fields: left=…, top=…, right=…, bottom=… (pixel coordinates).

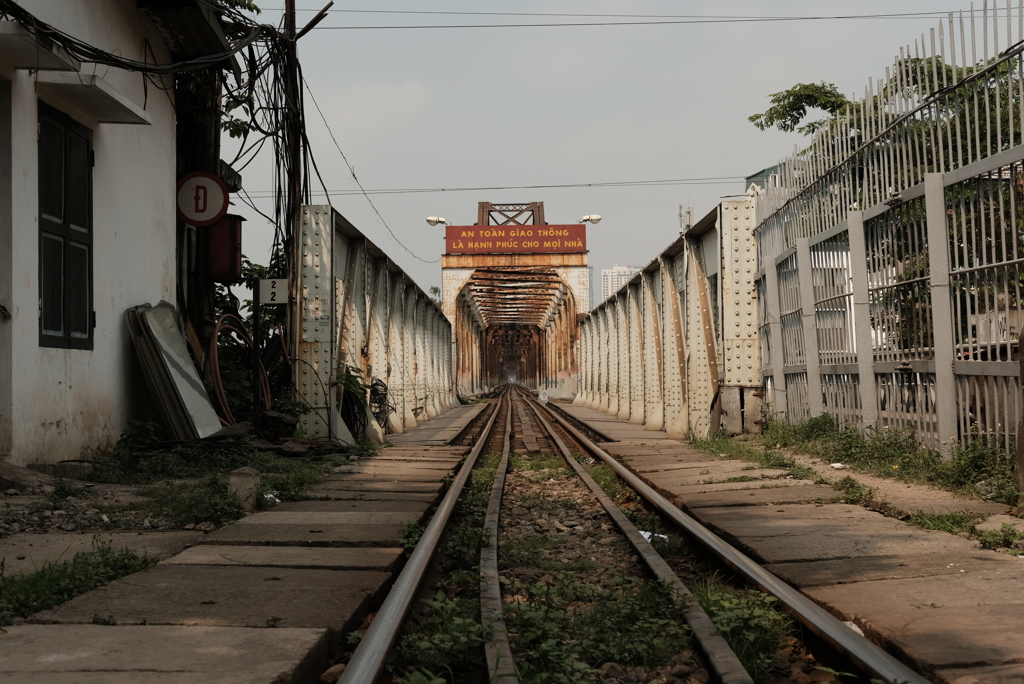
left=538, top=403, right=929, bottom=684
left=339, top=388, right=507, bottom=684
left=480, top=393, right=520, bottom=682
left=518, top=389, right=753, bottom=684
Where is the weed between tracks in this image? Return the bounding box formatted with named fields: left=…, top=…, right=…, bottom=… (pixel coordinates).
left=390, top=443, right=806, bottom=683
left=389, top=453, right=500, bottom=683
left=499, top=453, right=698, bottom=683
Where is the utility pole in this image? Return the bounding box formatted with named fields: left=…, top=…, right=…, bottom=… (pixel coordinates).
left=283, top=0, right=302, bottom=366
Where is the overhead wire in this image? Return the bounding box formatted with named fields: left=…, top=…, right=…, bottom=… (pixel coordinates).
left=302, top=75, right=440, bottom=264
left=0, top=0, right=267, bottom=72
left=307, top=11, right=969, bottom=31
left=279, top=8, right=958, bottom=21
left=239, top=175, right=748, bottom=198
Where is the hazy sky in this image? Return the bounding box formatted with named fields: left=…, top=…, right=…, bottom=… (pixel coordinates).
left=227, top=1, right=968, bottom=306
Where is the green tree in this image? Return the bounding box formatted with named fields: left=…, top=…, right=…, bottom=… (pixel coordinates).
left=748, top=82, right=852, bottom=135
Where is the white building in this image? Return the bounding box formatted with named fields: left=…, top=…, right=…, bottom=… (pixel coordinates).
left=600, top=264, right=640, bottom=301
left=0, top=2, right=228, bottom=465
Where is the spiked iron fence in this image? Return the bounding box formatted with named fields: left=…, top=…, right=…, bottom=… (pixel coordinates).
left=756, top=2, right=1024, bottom=451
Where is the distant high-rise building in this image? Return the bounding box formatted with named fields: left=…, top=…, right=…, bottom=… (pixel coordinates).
left=587, top=266, right=594, bottom=310
left=601, top=264, right=640, bottom=301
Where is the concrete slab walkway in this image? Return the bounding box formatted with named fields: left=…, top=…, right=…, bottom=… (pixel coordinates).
left=385, top=402, right=487, bottom=446
left=561, top=407, right=1021, bottom=683
left=557, top=403, right=669, bottom=441
left=3, top=444, right=470, bottom=683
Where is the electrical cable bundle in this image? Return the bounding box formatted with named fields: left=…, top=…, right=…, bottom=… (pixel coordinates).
left=369, top=379, right=396, bottom=433
left=0, top=0, right=266, bottom=74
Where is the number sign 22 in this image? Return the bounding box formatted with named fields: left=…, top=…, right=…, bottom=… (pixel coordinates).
left=259, top=279, right=288, bottom=305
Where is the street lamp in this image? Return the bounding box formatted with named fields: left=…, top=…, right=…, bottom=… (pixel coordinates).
left=579, top=214, right=602, bottom=224
left=426, top=217, right=447, bottom=226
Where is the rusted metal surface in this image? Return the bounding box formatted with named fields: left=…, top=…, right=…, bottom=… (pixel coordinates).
left=441, top=253, right=588, bottom=268
left=477, top=201, right=545, bottom=226
left=753, top=4, right=1024, bottom=450
left=294, top=206, right=456, bottom=443
left=444, top=203, right=589, bottom=398
left=577, top=200, right=760, bottom=439
left=453, top=267, right=579, bottom=395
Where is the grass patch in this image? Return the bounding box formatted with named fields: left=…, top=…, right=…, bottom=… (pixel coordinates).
left=705, top=414, right=1021, bottom=506
left=141, top=476, right=246, bottom=526
left=691, top=576, right=793, bottom=679
left=259, top=467, right=324, bottom=504
left=74, top=421, right=355, bottom=486
left=583, top=462, right=635, bottom=504
left=977, top=523, right=1024, bottom=550
left=692, top=435, right=810, bottom=481
left=500, top=533, right=555, bottom=568
left=905, top=512, right=1024, bottom=550
left=803, top=418, right=1018, bottom=505
left=0, top=538, right=155, bottom=625
left=906, top=511, right=982, bottom=535
left=831, top=476, right=874, bottom=505
left=502, top=573, right=692, bottom=681
left=511, top=453, right=565, bottom=471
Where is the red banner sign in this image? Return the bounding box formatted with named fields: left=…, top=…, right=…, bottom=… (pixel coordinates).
left=445, top=224, right=586, bottom=254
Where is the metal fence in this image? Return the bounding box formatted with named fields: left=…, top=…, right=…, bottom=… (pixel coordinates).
left=755, top=2, right=1024, bottom=451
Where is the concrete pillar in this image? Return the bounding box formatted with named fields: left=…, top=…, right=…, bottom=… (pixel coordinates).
left=0, top=79, right=11, bottom=462
left=796, top=238, right=823, bottom=417
left=847, top=212, right=878, bottom=430
left=764, top=257, right=787, bottom=419
left=925, top=172, right=957, bottom=453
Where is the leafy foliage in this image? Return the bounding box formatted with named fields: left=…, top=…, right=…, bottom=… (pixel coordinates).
left=141, top=476, right=246, bottom=526
left=692, top=578, right=793, bottom=678
left=397, top=591, right=492, bottom=680
left=400, top=521, right=426, bottom=555
left=832, top=476, right=874, bottom=505
left=749, top=82, right=852, bottom=135
left=977, top=523, right=1024, bottom=550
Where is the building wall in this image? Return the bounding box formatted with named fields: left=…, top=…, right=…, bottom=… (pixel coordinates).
left=0, top=1, right=177, bottom=465
left=0, top=77, right=12, bottom=460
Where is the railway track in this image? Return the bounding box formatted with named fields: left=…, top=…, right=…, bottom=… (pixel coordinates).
left=340, top=386, right=930, bottom=684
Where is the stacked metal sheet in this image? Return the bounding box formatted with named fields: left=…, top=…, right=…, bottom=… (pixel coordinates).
left=126, top=302, right=222, bottom=440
